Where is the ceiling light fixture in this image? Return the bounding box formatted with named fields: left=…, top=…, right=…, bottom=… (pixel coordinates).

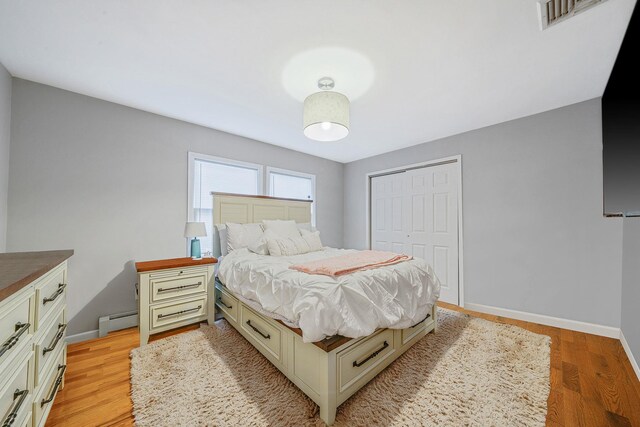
left=303, top=77, right=350, bottom=142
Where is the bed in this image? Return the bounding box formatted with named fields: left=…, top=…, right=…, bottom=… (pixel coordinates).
left=211, top=193, right=439, bottom=425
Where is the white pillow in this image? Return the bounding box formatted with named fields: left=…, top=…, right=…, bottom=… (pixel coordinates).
left=300, top=229, right=323, bottom=252
left=214, top=224, right=228, bottom=257
left=262, top=220, right=301, bottom=240
left=297, top=222, right=315, bottom=232
left=225, top=222, right=264, bottom=252
left=247, top=236, right=269, bottom=255
left=265, top=228, right=323, bottom=256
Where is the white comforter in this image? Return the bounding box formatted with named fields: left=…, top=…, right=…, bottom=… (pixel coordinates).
left=217, top=248, right=440, bottom=343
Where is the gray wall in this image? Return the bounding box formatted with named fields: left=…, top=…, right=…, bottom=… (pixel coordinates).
left=7, top=79, right=344, bottom=336
left=344, top=99, right=624, bottom=328
left=0, top=63, right=10, bottom=251
left=621, top=218, right=640, bottom=365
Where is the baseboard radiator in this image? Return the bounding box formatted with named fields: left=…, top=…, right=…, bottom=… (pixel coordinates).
left=98, top=310, right=139, bottom=337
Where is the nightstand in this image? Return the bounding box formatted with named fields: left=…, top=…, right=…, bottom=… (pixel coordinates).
left=135, top=257, right=217, bottom=346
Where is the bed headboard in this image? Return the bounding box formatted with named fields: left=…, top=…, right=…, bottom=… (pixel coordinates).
left=211, top=192, right=312, bottom=256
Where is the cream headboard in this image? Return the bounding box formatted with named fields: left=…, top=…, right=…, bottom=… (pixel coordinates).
left=211, top=192, right=312, bottom=256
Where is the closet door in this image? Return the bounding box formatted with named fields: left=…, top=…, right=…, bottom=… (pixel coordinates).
left=370, top=172, right=408, bottom=254
left=406, top=163, right=459, bottom=305
left=370, top=162, right=460, bottom=305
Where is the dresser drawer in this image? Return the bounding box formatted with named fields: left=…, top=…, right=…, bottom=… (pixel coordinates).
left=215, top=285, right=238, bottom=324
left=33, top=348, right=66, bottom=427
left=34, top=267, right=66, bottom=330
left=34, top=308, right=66, bottom=387
left=337, top=328, right=396, bottom=394
left=150, top=296, right=207, bottom=330
left=149, top=272, right=207, bottom=303
left=0, top=351, right=32, bottom=427
left=0, top=293, right=32, bottom=373
left=240, top=306, right=282, bottom=362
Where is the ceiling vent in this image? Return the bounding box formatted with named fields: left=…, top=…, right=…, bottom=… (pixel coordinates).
left=538, top=0, right=608, bottom=29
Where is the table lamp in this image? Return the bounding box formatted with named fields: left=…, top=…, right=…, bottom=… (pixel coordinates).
left=184, top=222, right=207, bottom=259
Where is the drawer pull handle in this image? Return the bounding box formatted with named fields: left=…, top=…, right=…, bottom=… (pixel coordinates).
left=353, top=341, right=389, bottom=368
left=1, top=389, right=29, bottom=427
left=41, top=364, right=67, bottom=407
left=43, top=283, right=67, bottom=305
left=157, top=282, right=202, bottom=293
left=0, top=322, right=30, bottom=359
left=157, top=305, right=202, bottom=319
left=217, top=297, right=232, bottom=309
left=43, top=323, right=67, bottom=356
left=412, top=313, right=431, bottom=328
left=246, top=320, right=270, bottom=339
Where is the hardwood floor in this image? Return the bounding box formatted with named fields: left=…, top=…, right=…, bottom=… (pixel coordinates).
left=46, top=304, right=640, bottom=427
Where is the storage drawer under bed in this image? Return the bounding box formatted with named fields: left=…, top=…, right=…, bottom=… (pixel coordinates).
left=215, top=285, right=238, bottom=324
left=240, top=305, right=283, bottom=364
left=337, top=328, right=396, bottom=398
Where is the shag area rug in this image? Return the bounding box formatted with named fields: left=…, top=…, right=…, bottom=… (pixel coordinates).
left=130, top=309, right=550, bottom=426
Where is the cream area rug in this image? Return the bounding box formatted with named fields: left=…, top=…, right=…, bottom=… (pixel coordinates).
left=130, top=309, right=550, bottom=426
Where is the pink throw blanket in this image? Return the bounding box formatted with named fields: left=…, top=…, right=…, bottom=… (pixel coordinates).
left=290, top=250, right=412, bottom=277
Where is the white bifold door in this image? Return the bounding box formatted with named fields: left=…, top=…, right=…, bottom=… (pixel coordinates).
left=370, top=162, right=460, bottom=305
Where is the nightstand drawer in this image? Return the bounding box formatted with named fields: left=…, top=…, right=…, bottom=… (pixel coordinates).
left=149, top=273, right=207, bottom=303
left=150, top=296, right=207, bottom=330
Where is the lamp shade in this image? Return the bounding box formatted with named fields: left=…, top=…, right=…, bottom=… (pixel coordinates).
left=184, top=222, right=207, bottom=238
left=303, top=91, right=350, bottom=141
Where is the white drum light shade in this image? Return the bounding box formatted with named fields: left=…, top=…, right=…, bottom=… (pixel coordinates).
left=303, top=91, right=350, bottom=141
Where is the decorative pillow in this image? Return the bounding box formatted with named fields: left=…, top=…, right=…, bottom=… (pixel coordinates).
left=300, top=229, right=323, bottom=252
left=262, top=219, right=301, bottom=240
left=225, top=222, right=264, bottom=252
left=265, top=229, right=323, bottom=256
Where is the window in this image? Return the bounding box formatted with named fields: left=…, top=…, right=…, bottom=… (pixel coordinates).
left=188, top=152, right=263, bottom=255
left=267, top=167, right=316, bottom=225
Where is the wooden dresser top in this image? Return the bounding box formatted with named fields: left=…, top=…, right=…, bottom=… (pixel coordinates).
left=135, top=256, right=218, bottom=273
left=0, top=250, right=74, bottom=302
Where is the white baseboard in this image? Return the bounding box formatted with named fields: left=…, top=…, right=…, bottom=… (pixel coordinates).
left=65, top=329, right=99, bottom=344
left=620, top=330, right=640, bottom=381
left=464, top=303, right=621, bottom=338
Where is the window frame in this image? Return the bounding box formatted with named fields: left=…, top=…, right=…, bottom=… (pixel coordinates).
left=187, top=152, right=264, bottom=255
left=266, top=166, right=317, bottom=226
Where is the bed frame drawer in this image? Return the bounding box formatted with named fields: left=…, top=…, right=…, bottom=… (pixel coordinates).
left=337, top=328, right=396, bottom=396
left=240, top=305, right=282, bottom=363
left=150, top=296, right=207, bottom=331
left=215, top=286, right=238, bottom=324
left=401, top=310, right=435, bottom=346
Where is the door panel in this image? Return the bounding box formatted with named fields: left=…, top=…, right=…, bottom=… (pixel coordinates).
left=371, top=162, right=460, bottom=305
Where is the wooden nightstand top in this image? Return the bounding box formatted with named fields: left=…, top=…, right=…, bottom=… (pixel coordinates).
left=135, top=256, right=217, bottom=273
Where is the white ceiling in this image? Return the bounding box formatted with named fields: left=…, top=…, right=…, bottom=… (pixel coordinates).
left=0, top=0, right=635, bottom=163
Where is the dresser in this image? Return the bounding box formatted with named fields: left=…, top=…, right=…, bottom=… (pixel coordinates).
left=136, top=257, right=217, bottom=346
left=0, top=250, right=73, bottom=427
